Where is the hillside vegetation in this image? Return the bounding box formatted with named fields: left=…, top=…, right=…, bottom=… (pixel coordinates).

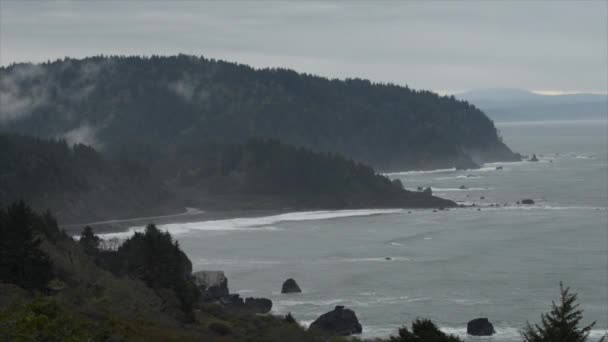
left=0, top=134, right=454, bottom=223
left=0, top=55, right=519, bottom=171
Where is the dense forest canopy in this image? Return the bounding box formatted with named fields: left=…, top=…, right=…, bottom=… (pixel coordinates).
left=0, top=55, right=519, bottom=171
left=0, top=134, right=454, bottom=223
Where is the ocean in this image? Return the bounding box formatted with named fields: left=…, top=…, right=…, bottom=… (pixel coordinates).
left=101, top=119, right=608, bottom=341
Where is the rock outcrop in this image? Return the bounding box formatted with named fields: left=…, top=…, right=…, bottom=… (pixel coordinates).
left=281, top=278, right=302, bottom=293
left=423, top=187, right=433, bottom=196
left=193, top=271, right=229, bottom=302
left=220, top=294, right=272, bottom=314
left=467, top=318, right=496, bottom=336
left=309, top=306, right=362, bottom=336
left=194, top=270, right=272, bottom=313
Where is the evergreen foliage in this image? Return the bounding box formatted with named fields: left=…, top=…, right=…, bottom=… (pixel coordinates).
left=0, top=201, right=54, bottom=291
left=0, top=134, right=454, bottom=223
left=79, top=225, right=100, bottom=255
left=0, top=55, right=519, bottom=171
left=522, top=283, right=603, bottom=342
left=109, top=224, right=199, bottom=316
left=389, top=319, right=463, bottom=342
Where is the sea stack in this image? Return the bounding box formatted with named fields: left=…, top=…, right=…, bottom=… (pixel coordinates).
left=309, top=306, right=362, bottom=336
left=281, top=278, right=302, bottom=293
left=467, top=318, right=496, bottom=336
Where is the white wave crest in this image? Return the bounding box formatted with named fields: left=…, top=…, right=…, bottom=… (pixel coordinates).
left=385, top=168, right=456, bottom=176
left=97, top=208, right=404, bottom=240
left=435, top=175, right=482, bottom=180
left=432, top=187, right=490, bottom=192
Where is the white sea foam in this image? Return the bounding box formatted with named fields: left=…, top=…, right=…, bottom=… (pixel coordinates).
left=432, top=187, right=490, bottom=192
left=319, top=256, right=412, bottom=263
left=435, top=175, right=482, bottom=180
left=193, top=258, right=283, bottom=267
left=441, top=326, right=522, bottom=340
left=440, top=326, right=607, bottom=342
left=385, top=168, right=456, bottom=176
left=97, top=208, right=404, bottom=240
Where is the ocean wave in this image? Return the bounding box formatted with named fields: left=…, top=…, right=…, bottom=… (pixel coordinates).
left=441, top=326, right=607, bottom=341
left=319, top=256, right=412, bottom=263
left=435, top=175, right=482, bottom=180
left=385, top=168, right=456, bottom=176
left=441, top=326, right=522, bottom=340
left=488, top=205, right=608, bottom=211
left=97, top=208, right=404, bottom=240
left=192, top=258, right=283, bottom=267
left=432, top=187, right=490, bottom=192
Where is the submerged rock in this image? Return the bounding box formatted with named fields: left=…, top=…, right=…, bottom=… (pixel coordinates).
left=467, top=318, right=496, bottom=336
left=495, top=166, right=503, bottom=170
left=309, top=305, right=362, bottom=336
left=459, top=185, right=468, bottom=189
left=281, top=278, right=302, bottom=294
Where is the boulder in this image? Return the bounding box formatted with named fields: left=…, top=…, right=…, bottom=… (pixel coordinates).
left=309, top=305, right=362, bottom=336
left=521, top=199, right=535, bottom=205
left=193, top=270, right=229, bottom=302
left=221, top=294, right=272, bottom=314
left=467, top=318, right=496, bottom=336
left=244, top=297, right=273, bottom=314
left=281, top=278, right=302, bottom=294
left=529, top=154, right=539, bottom=162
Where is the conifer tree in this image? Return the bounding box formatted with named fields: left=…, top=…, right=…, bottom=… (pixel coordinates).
left=390, top=318, right=463, bottom=342
left=522, top=283, right=604, bottom=342
left=0, top=201, right=53, bottom=290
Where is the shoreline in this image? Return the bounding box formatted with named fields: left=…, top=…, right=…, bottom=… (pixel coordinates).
left=61, top=208, right=288, bottom=236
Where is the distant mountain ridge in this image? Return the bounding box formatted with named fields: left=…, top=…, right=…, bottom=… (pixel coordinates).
left=0, top=55, right=519, bottom=171
left=457, top=88, right=607, bottom=122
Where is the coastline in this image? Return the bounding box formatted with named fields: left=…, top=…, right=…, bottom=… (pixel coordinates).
left=61, top=208, right=287, bottom=236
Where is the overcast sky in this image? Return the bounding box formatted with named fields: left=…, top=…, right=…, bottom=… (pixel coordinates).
left=1, top=1, right=606, bottom=94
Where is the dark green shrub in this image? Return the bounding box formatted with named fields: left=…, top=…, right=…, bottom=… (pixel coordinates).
left=208, top=321, right=232, bottom=335
left=390, top=318, right=463, bottom=342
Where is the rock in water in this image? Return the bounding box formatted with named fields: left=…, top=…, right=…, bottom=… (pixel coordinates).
left=221, top=294, right=273, bottom=314
left=459, top=185, right=468, bottom=189
left=423, top=187, right=432, bottom=196
left=521, top=198, right=535, bottom=205
left=495, top=166, right=503, bottom=170
left=529, top=154, right=539, bottom=162
left=309, top=306, right=362, bottom=336
left=244, top=297, right=272, bottom=314
left=467, top=318, right=496, bottom=336
left=193, top=270, right=229, bottom=302
left=281, top=278, right=302, bottom=293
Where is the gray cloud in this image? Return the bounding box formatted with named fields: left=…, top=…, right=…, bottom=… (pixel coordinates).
left=0, top=1, right=606, bottom=94
left=62, top=123, right=103, bottom=149
left=0, top=64, right=49, bottom=122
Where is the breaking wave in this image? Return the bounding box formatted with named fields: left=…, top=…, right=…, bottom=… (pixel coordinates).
left=97, top=208, right=405, bottom=240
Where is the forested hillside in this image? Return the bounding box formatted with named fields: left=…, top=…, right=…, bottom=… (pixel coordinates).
left=0, top=134, right=454, bottom=223
left=0, top=55, right=519, bottom=171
